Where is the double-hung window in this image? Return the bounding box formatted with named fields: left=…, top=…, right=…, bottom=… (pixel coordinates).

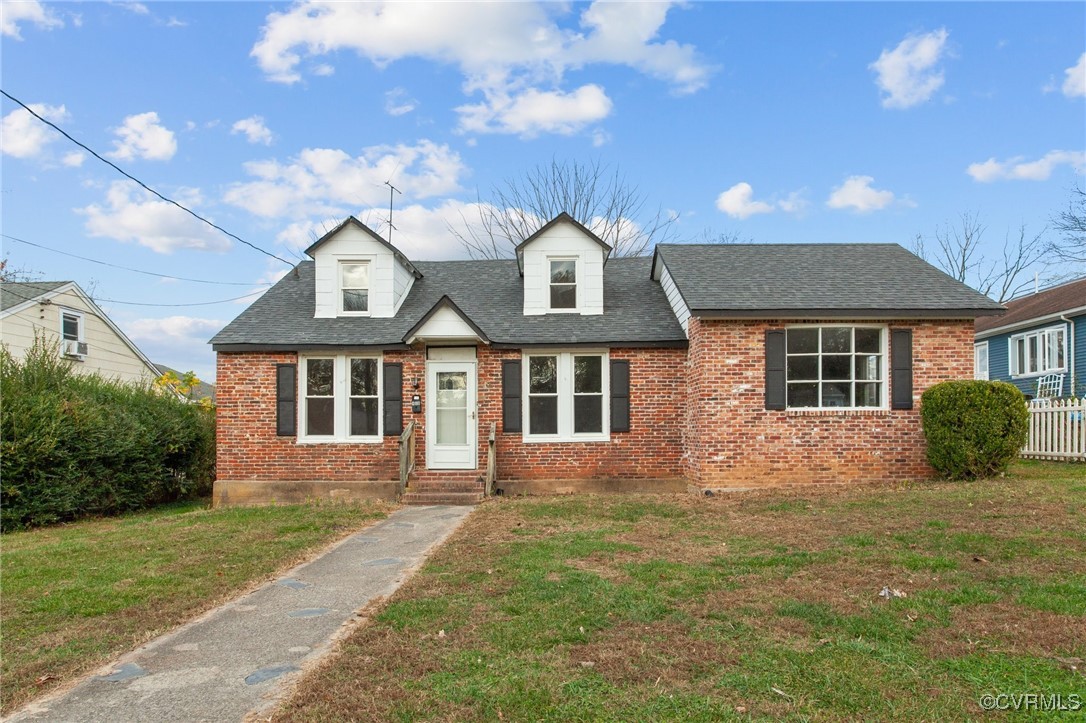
left=339, top=262, right=370, bottom=314
left=548, top=258, right=577, bottom=310
left=525, top=351, right=607, bottom=439
left=785, top=326, right=885, bottom=409
left=974, top=342, right=989, bottom=380
left=1009, top=326, right=1066, bottom=377
left=301, top=355, right=381, bottom=441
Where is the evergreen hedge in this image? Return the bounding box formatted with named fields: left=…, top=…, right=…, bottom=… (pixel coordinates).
left=920, top=380, right=1029, bottom=480
left=1, top=339, right=216, bottom=530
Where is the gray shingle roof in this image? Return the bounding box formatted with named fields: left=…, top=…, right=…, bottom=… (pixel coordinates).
left=0, top=281, right=70, bottom=312
left=210, top=257, right=687, bottom=349
left=654, top=243, right=1004, bottom=317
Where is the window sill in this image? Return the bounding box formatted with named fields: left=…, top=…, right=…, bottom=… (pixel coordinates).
left=296, top=436, right=384, bottom=445
left=1010, top=370, right=1066, bottom=380
left=784, top=408, right=892, bottom=417
left=521, top=434, right=611, bottom=444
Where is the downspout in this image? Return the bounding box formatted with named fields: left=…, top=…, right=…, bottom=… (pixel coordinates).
left=1061, top=314, right=1076, bottom=397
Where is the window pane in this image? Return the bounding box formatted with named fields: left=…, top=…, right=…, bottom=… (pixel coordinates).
left=855, top=328, right=880, bottom=353
left=306, top=398, right=334, bottom=436
left=787, top=328, right=818, bottom=354
left=821, top=382, right=851, bottom=407
left=1015, top=339, right=1025, bottom=375
left=787, top=356, right=818, bottom=380
left=529, top=397, right=558, bottom=434
left=822, top=355, right=851, bottom=380
left=438, top=371, right=467, bottom=391
left=574, top=356, right=602, bottom=393
left=856, top=383, right=881, bottom=407
left=822, top=328, right=851, bottom=353
left=307, top=359, right=334, bottom=396
left=787, top=383, right=818, bottom=407
left=62, top=314, right=79, bottom=341
left=342, top=263, right=368, bottom=288
left=574, top=395, right=602, bottom=433
left=350, top=398, right=378, bottom=436
left=529, top=356, right=557, bottom=393
left=1028, top=336, right=1038, bottom=373
left=855, top=355, right=881, bottom=381
left=1052, top=330, right=1065, bottom=370
left=550, top=259, right=576, bottom=284
left=436, top=408, right=467, bottom=445
left=343, top=289, right=368, bottom=312
left=350, top=359, right=377, bottom=396
left=550, top=285, right=576, bottom=309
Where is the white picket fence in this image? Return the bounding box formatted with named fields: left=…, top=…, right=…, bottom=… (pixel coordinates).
left=1023, top=398, right=1086, bottom=461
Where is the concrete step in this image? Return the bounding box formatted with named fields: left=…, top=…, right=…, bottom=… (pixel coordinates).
left=401, top=491, right=485, bottom=506
left=408, top=481, right=485, bottom=493
left=409, top=471, right=483, bottom=483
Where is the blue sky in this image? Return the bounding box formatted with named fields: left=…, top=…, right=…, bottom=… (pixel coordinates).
left=2, top=1, right=1083, bottom=381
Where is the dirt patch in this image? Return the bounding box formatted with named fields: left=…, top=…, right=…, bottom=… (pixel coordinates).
left=919, top=601, right=1086, bottom=660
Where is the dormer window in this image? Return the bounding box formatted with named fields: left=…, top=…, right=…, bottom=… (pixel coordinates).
left=549, top=258, right=577, bottom=310
left=340, top=261, right=369, bottom=314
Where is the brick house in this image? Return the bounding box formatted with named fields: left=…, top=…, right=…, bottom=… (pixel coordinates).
left=210, top=214, right=1003, bottom=505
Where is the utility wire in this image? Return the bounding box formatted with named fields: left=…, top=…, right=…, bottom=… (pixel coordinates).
left=0, top=279, right=266, bottom=308
left=0, top=89, right=294, bottom=268
left=2, top=233, right=271, bottom=286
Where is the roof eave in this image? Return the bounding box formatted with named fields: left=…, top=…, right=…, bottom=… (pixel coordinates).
left=689, top=307, right=1006, bottom=320
left=304, top=216, right=423, bottom=279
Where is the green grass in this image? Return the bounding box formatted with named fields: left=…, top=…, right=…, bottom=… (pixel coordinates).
left=275, top=462, right=1086, bottom=721
left=1, top=499, right=391, bottom=714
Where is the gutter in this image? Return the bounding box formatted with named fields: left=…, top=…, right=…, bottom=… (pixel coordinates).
left=1061, top=313, right=1077, bottom=397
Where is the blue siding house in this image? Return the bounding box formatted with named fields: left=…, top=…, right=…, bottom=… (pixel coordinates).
left=974, top=277, right=1086, bottom=399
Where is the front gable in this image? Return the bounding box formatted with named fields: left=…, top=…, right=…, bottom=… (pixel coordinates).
left=516, top=213, right=611, bottom=317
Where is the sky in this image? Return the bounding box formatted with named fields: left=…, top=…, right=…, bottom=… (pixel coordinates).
left=2, top=1, right=1084, bottom=382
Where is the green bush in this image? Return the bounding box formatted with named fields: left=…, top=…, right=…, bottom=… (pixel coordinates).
left=1, top=338, right=216, bottom=530
left=920, top=380, right=1029, bottom=480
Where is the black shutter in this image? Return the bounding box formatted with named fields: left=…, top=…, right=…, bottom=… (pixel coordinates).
left=610, top=359, right=630, bottom=432
left=765, top=329, right=786, bottom=410
left=276, top=363, right=297, bottom=436
left=383, top=362, right=403, bottom=435
left=502, top=360, right=522, bottom=433
left=891, top=329, right=913, bottom=410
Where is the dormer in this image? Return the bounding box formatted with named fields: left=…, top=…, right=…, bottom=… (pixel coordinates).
left=516, top=213, right=611, bottom=316
left=305, top=217, right=422, bottom=319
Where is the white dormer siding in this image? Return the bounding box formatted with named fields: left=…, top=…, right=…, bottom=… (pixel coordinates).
left=522, top=222, right=605, bottom=316
left=658, top=261, right=691, bottom=335
left=312, top=223, right=412, bottom=318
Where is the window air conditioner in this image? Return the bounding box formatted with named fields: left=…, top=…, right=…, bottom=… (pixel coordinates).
left=62, top=340, right=89, bottom=357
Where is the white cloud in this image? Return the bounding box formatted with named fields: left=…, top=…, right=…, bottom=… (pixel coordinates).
left=1063, top=53, right=1086, bottom=98
left=870, top=28, right=949, bottom=109
left=250, top=1, right=709, bottom=136
left=0, top=103, right=68, bottom=158
left=62, top=151, right=86, bottom=167
left=1, top=0, right=63, bottom=39
left=384, top=88, right=417, bottom=116
left=966, top=150, right=1086, bottom=182
left=124, top=315, right=226, bottom=380
left=777, top=190, right=810, bottom=215
left=114, top=2, right=149, bottom=15
left=224, top=140, right=466, bottom=219
left=591, top=128, right=612, bottom=147
left=312, top=63, right=335, bottom=76
left=166, top=16, right=187, bottom=28
left=826, top=176, right=896, bottom=213
left=275, top=218, right=344, bottom=252
left=108, top=112, right=177, bottom=161
left=715, top=183, right=774, bottom=220
left=456, top=84, right=613, bottom=137
left=231, top=115, right=274, bottom=145
left=79, top=181, right=231, bottom=253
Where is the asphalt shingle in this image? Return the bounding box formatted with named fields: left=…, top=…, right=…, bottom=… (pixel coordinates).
left=0, top=281, right=69, bottom=312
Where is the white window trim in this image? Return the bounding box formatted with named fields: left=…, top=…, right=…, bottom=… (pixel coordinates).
left=338, top=259, right=372, bottom=317
left=546, top=256, right=580, bottom=313
left=784, top=324, right=889, bottom=411
left=1008, top=325, right=1067, bottom=378
left=974, top=341, right=989, bottom=381
left=522, top=349, right=610, bottom=442
left=298, top=354, right=383, bottom=443
left=58, top=308, right=85, bottom=342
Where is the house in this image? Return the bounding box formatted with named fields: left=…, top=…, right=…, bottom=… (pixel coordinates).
left=974, top=276, right=1085, bottom=399
left=210, top=214, right=1003, bottom=506
left=1, top=280, right=160, bottom=385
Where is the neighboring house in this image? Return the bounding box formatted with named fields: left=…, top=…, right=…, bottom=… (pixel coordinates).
left=154, top=364, right=217, bottom=404
left=211, top=214, right=1003, bottom=506
left=1, top=280, right=160, bottom=385
left=974, top=276, right=1085, bottom=399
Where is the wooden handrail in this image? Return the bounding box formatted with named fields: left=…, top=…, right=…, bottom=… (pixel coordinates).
left=398, top=421, right=416, bottom=493
left=484, top=422, right=496, bottom=496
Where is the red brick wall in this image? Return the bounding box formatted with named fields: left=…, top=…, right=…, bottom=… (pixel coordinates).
left=684, top=318, right=975, bottom=489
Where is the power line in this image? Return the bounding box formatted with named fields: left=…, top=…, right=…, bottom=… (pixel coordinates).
left=0, top=280, right=265, bottom=308
left=2, top=233, right=271, bottom=287
left=0, top=88, right=294, bottom=268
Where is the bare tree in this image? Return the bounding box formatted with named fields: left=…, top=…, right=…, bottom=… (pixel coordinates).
left=1049, top=183, right=1085, bottom=264
left=912, top=212, right=1047, bottom=303
left=0, top=257, right=40, bottom=283
left=450, top=159, right=678, bottom=259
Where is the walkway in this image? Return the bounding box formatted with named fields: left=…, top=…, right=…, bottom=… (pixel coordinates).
left=10, top=505, right=474, bottom=723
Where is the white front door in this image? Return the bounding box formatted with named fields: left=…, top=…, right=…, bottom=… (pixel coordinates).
left=426, top=360, right=477, bottom=469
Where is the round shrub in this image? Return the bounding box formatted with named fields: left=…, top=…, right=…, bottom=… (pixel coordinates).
left=920, top=380, right=1028, bottom=480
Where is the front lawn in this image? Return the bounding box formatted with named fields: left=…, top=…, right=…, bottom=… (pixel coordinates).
left=276, top=462, right=1085, bottom=721
left=1, top=500, right=392, bottom=714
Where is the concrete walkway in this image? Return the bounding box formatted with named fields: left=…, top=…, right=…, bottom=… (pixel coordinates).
left=10, top=505, right=474, bottom=723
